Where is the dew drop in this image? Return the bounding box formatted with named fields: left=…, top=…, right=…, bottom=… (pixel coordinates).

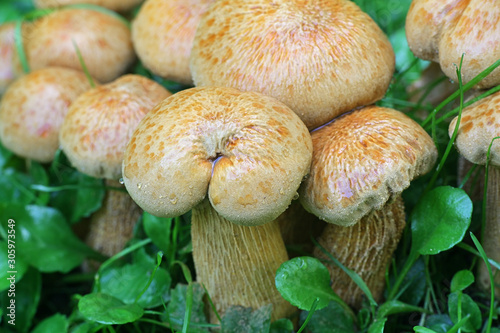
left=137, top=183, right=142, bottom=189
left=293, top=192, right=299, bottom=200
left=170, top=198, right=178, bottom=205
left=118, top=178, right=124, bottom=184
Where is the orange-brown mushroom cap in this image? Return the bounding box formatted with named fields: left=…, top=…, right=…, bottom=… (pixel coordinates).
left=406, top=0, right=500, bottom=88
left=122, top=86, right=313, bottom=226
left=132, top=0, right=215, bottom=85
left=449, top=91, right=500, bottom=166
left=0, top=67, right=94, bottom=163
left=26, top=8, right=135, bottom=83
left=190, top=0, right=395, bottom=130
left=59, top=74, right=171, bottom=179
left=299, top=106, right=438, bottom=226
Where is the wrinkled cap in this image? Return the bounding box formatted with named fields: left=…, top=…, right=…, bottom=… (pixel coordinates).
left=26, top=8, right=135, bottom=83
left=0, top=67, right=94, bottom=163
left=60, top=74, right=171, bottom=179
left=299, top=105, right=438, bottom=226
left=132, top=0, right=214, bottom=85
left=449, top=91, right=500, bottom=167
left=190, top=0, right=395, bottom=130
left=34, top=0, right=145, bottom=12
left=406, top=0, right=500, bottom=89
left=122, top=86, right=313, bottom=226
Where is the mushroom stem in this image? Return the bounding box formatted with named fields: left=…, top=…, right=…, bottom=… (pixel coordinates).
left=191, top=199, right=296, bottom=323
left=478, top=165, right=500, bottom=297
left=313, top=195, right=406, bottom=309
left=85, top=179, right=142, bottom=266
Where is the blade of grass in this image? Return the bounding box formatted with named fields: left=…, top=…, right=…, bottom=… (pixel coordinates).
left=134, top=251, right=164, bottom=304
left=14, top=19, right=29, bottom=73
left=65, top=3, right=130, bottom=28
left=313, top=238, right=378, bottom=316
left=72, top=39, right=96, bottom=88
left=201, top=283, right=222, bottom=324
left=469, top=233, right=494, bottom=333
left=424, top=56, right=465, bottom=193
left=296, top=298, right=319, bottom=333
left=421, top=57, right=500, bottom=128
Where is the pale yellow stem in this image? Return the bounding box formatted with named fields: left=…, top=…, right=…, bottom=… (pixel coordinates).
left=191, top=200, right=296, bottom=323
left=313, top=195, right=406, bottom=309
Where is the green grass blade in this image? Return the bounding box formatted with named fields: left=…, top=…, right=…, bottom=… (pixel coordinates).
left=64, top=3, right=130, bottom=28
left=14, top=19, right=29, bottom=73
left=72, top=39, right=96, bottom=88
left=296, top=298, right=319, bottom=333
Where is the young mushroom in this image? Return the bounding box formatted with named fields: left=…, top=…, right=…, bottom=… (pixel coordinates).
left=190, top=0, right=395, bottom=129
left=0, top=67, right=94, bottom=163
left=25, top=8, right=135, bottom=83
left=449, top=91, right=500, bottom=297
left=122, top=86, right=312, bottom=322
left=406, top=0, right=500, bottom=89
left=132, top=0, right=215, bottom=85
left=299, top=106, right=438, bottom=308
left=59, top=74, right=171, bottom=262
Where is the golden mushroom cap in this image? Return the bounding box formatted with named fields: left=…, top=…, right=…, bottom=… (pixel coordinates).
left=0, top=67, right=94, bottom=163
left=26, top=8, right=135, bottom=83
left=132, top=0, right=215, bottom=85
left=190, top=0, right=395, bottom=130
left=406, top=0, right=500, bottom=88
left=59, top=74, right=171, bottom=180
left=449, top=91, right=500, bottom=166
left=299, top=106, right=438, bottom=226
left=122, top=86, right=313, bottom=226
left=33, top=0, right=144, bottom=12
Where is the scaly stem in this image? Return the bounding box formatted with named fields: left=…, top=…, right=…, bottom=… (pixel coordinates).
left=191, top=200, right=296, bottom=323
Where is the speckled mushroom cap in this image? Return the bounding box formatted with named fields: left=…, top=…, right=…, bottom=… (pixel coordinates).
left=26, top=8, right=135, bottom=83
left=190, top=0, right=395, bottom=130
left=406, top=0, right=500, bottom=89
left=122, top=86, right=313, bottom=226
left=59, top=74, right=171, bottom=180
left=0, top=23, right=24, bottom=95
left=132, top=0, right=214, bottom=85
left=34, top=0, right=144, bottom=12
left=299, top=106, right=438, bottom=226
left=0, top=67, right=93, bottom=163
left=449, top=91, right=500, bottom=167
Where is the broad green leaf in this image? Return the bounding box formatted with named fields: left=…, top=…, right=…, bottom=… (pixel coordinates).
left=78, top=293, right=144, bottom=325
left=275, top=256, right=339, bottom=311
left=397, top=258, right=426, bottom=305
left=29, top=162, right=49, bottom=205
left=411, top=186, right=472, bottom=255
left=99, top=262, right=171, bottom=308
left=0, top=203, right=96, bottom=272
left=269, top=318, right=294, bottom=333
left=368, top=317, right=387, bottom=333
left=413, top=327, right=439, bottom=333
left=221, top=304, right=272, bottom=333
left=299, top=301, right=355, bottom=333
left=423, top=314, right=453, bottom=333
left=164, top=283, right=210, bottom=333
left=49, top=171, right=105, bottom=224
left=376, top=300, right=426, bottom=319
left=0, top=168, right=38, bottom=205
left=448, top=292, right=481, bottom=332
left=450, top=270, right=474, bottom=293
left=0, top=240, right=28, bottom=292
left=1, top=267, right=41, bottom=333
left=143, top=212, right=172, bottom=254
left=70, top=322, right=99, bottom=333
left=31, top=313, right=68, bottom=333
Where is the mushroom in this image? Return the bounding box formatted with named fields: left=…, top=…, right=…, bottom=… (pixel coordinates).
left=299, top=105, right=438, bottom=308
left=190, top=0, right=395, bottom=130
left=132, top=0, right=215, bottom=85
left=406, top=0, right=500, bottom=89
left=0, top=67, right=94, bottom=163
left=25, top=8, right=135, bottom=83
left=33, top=0, right=145, bottom=13
left=59, top=74, right=171, bottom=261
left=449, top=90, right=500, bottom=297
left=122, top=86, right=312, bottom=322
